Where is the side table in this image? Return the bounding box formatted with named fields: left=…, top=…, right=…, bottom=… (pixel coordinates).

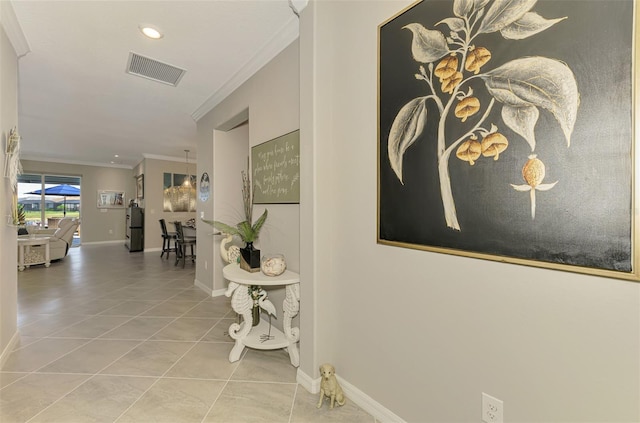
left=17, top=236, right=51, bottom=271
left=223, top=263, right=300, bottom=367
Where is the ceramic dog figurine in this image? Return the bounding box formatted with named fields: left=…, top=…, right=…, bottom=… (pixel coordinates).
left=317, top=363, right=346, bottom=409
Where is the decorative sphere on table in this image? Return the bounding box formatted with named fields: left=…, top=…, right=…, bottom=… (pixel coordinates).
left=261, top=254, right=286, bottom=276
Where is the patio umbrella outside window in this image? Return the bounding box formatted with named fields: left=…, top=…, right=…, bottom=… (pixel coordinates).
left=27, top=184, right=80, bottom=217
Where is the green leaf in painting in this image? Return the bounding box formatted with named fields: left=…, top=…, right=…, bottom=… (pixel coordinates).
left=481, top=57, right=579, bottom=146
left=500, top=12, right=567, bottom=40
left=478, top=0, right=537, bottom=34
left=501, top=104, right=539, bottom=151
left=453, top=0, right=473, bottom=17
left=402, top=24, right=449, bottom=63
left=436, top=17, right=466, bottom=32
left=388, top=97, right=427, bottom=183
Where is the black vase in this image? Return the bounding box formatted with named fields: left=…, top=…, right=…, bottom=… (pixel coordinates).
left=252, top=305, right=261, bottom=326
left=240, top=242, right=261, bottom=272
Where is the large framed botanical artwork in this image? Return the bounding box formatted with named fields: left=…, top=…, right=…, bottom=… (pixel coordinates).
left=378, top=0, right=640, bottom=281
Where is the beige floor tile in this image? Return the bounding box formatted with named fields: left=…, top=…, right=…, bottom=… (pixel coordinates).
left=99, top=300, right=162, bottom=316
left=39, top=339, right=140, bottom=374
left=0, top=372, right=27, bottom=389
left=0, top=373, right=89, bottom=423
left=291, top=388, right=375, bottom=423
left=72, top=299, right=126, bottom=315
left=141, top=301, right=200, bottom=317
left=231, top=349, right=297, bottom=383
left=116, top=378, right=225, bottom=423
left=28, top=375, right=156, bottom=423
left=10, top=334, right=40, bottom=350
left=1, top=338, right=89, bottom=372
left=182, top=300, right=233, bottom=318
left=98, top=287, right=156, bottom=300
left=18, top=314, right=91, bottom=337
left=50, top=315, right=132, bottom=338
left=150, top=317, right=218, bottom=341
left=166, top=289, right=211, bottom=302
left=16, top=312, right=45, bottom=327
left=134, top=288, right=190, bottom=301
left=165, top=343, right=239, bottom=379
left=203, top=381, right=296, bottom=423
left=99, top=317, right=175, bottom=340
left=199, top=318, right=236, bottom=342
left=101, top=341, right=195, bottom=376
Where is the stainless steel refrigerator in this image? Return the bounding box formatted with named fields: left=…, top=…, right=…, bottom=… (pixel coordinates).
left=125, top=206, right=144, bottom=252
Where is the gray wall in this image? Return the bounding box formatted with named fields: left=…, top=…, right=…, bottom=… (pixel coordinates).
left=0, top=8, right=19, bottom=366
left=195, top=40, right=300, bottom=317
left=299, top=1, right=639, bottom=422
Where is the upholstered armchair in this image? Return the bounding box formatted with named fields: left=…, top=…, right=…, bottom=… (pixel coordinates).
left=20, top=218, right=79, bottom=261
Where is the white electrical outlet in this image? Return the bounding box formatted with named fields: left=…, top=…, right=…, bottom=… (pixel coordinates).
left=482, top=393, right=503, bottom=423
left=108, top=229, right=113, bottom=234
left=200, top=211, right=204, bottom=219
left=205, top=261, right=208, bottom=270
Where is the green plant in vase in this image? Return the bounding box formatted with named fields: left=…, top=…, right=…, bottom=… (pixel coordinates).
left=202, top=167, right=267, bottom=272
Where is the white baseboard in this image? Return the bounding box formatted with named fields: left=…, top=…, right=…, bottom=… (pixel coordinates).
left=144, top=247, right=162, bottom=253
left=194, top=278, right=227, bottom=298
left=296, top=369, right=406, bottom=423
left=0, top=331, right=19, bottom=369
left=297, top=368, right=321, bottom=393
left=212, top=288, right=227, bottom=297
left=194, top=278, right=212, bottom=296
left=81, top=240, right=125, bottom=246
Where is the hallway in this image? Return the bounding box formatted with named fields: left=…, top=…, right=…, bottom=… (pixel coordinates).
left=1, top=244, right=373, bottom=423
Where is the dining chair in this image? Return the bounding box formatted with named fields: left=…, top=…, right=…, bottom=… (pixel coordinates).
left=159, top=219, right=177, bottom=259
left=173, top=221, right=196, bottom=268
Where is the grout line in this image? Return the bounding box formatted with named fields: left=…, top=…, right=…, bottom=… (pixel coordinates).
left=288, top=383, right=300, bottom=423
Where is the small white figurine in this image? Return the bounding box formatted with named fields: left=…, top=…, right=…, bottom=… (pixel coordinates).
left=317, top=363, right=346, bottom=409
left=220, top=233, right=241, bottom=264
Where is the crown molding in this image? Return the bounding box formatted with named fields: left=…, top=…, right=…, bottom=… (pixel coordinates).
left=288, top=0, right=309, bottom=17
left=0, top=1, right=31, bottom=57
left=21, top=154, right=133, bottom=169
left=191, top=15, right=299, bottom=122
left=142, top=153, right=196, bottom=163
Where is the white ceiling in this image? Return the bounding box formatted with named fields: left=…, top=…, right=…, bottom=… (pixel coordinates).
left=10, top=0, right=298, bottom=168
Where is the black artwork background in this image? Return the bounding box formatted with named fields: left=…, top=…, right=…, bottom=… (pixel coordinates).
left=378, top=0, right=633, bottom=272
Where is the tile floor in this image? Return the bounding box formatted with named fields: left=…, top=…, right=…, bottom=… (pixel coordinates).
left=1, top=244, right=374, bottom=423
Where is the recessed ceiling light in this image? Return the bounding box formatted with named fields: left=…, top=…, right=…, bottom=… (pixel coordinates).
left=114, top=154, right=119, bottom=158
left=140, top=26, right=163, bottom=39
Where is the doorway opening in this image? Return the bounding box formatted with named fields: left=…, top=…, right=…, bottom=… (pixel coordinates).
left=17, top=174, right=82, bottom=247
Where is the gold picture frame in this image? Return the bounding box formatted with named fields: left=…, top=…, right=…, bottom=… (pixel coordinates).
left=377, top=0, right=639, bottom=282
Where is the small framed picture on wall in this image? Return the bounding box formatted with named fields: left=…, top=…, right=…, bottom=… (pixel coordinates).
left=98, top=190, right=125, bottom=208
left=136, top=174, right=144, bottom=199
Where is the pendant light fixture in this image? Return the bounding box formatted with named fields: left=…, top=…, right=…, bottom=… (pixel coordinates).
left=183, top=150, right=191, bottom=187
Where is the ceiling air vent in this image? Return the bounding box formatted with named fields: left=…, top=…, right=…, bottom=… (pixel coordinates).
left=126, top=52, right=186, bottom=87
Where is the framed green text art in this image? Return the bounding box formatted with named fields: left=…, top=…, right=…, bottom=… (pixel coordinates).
left=252, top=130, right=300, bottom=204
left=377, top=0, right=640, bottom=282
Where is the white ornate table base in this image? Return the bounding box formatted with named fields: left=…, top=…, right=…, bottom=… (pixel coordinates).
left=223, top=264, right=300, bottom=367
left=18, top=237, right=50, bottom=271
